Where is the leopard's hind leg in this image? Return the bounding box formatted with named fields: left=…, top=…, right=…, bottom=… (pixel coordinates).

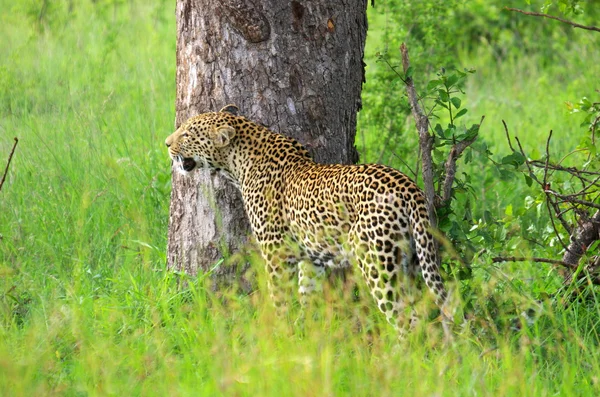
left=351, top=225, right=420, bottom=338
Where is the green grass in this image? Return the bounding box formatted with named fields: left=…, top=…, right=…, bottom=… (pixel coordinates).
left=1, top=1, right=600, bottom=395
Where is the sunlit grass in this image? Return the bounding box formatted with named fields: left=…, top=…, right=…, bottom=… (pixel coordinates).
left=2, top=263, right=600, bottom=395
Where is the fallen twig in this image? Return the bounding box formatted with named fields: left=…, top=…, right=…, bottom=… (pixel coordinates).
left=0, top=137, right=19, bottom=193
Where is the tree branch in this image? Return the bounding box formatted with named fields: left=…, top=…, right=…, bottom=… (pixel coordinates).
left=545, top=189, right=600, bottom=210
left=529, top=161, right=600, bottom=176
left=562, top=210, right=600, bottom=266
left=400, top=43, right=437, bottom=227
left=511, top=130, right=572, bottom=243
left=0, top=137, right=18, bottom=193
left=502, top=120, right=515, bottom=152
left=492, top=256, right=577, bottom=269
left=505, top=7, right=600, bottom=33
left=441, top=116, right=483, bottom=203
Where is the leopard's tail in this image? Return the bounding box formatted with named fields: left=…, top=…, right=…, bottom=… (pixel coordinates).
left=408, top=197, right=452, bottom=319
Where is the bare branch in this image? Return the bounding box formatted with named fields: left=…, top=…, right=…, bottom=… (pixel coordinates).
left=529, top=161, right=600, bottom=176
left=391, top=151, right=418, bottom=181
left=545, top=189, right=600, bottom=210
left=502, top=120, right=515, bottom=152
left=542, top=130, right=552, bottom=189
left=513, top=133, right=572, bottom=238
left=0, top=137, right=19, bottom=193
left=505, top=7, right=600, bottom=33
left=441, top=116, right=483, bottom=203
left=400, top=43, right=437, bottom=227
left=592, top=114, right=599, bottom=145
left=514, top=136, right=542, bottom=185
left=540, top=130, right=573, bottom=240
left=546, top=197, right=571, bottom=248
left=567, top=173, right=600, bottom=197
left=492, top=256, right=577, bottom=269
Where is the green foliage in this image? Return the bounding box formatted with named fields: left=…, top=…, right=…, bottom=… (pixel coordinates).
left=567, top=96, right=600, bottom=144
left=360, top=2, right=600, bottom=355
left=360, top=0, right=600, bottom=262
left=359, top=0, right=600, bottom=165
left=358, top=0, right=464, bottom=165
left=428, top=68, right=478, bottom=144
left=537, top=0, right=584, bottom=14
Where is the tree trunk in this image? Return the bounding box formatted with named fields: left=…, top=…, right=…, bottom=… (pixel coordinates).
left=167, top=0, right=367, bottom=279
left=562, top=210, right=600, bottom=284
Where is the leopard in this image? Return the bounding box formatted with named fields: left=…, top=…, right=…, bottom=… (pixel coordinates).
left=165, top=105, right=451, bottom=336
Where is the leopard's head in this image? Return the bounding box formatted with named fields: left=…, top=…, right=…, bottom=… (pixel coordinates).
left=165, top=105, right=239, bottom=174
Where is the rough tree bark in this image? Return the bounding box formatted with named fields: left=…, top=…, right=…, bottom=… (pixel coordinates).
left=167, top=0, right=367, bottom=278
left=562, top=210, right=600, bottom=284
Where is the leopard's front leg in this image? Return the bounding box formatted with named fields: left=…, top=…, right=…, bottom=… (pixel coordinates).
left=297, top=260, right=326, bottom=310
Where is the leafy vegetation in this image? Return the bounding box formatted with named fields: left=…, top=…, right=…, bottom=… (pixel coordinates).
left=1, top=0, right=600, bottom=395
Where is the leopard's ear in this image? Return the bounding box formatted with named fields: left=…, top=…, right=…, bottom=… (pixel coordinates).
left=218, top=104, right=239, bottom=116
left=212, top=125, right=236, bottom=148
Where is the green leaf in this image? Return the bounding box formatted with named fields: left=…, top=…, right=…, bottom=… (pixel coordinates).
left=427, top=79, right=441, bottom=90
left=501, top=152, right=526, bottom=167
left=450, top=97, right=461, bottom=109
left=465, top=148, right=473, bottom=164
left=438, top=89, right=449, bottom=102
left=444, top=124, right=457, bottom=140
left=434, top=123, right=444, bottom=138
left=455, top=108, right=468, bottom=119
left=581, top=97, right=592, bottom=109
left=405, top=66, right=413, bottom=79
left=435, top=99, right=449, bottom=109
left=483, top=210, right=493, bottom=223
left=458, top=123, right=479, bottom=141
left=524, top=174, right=533, bottom=187
left=498, top=169, right=514, bottom=180
left=433, top=148, right=445, bottom=162
left=447, top=74, right=459, bottom=87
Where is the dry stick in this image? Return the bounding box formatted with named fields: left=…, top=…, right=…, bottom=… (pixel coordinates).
left=505, top=7, right=600, bottom=33
left=441, top=116, right=484, bottom=203
left=514, top=136, right=542, bottom=186
left=592, top=114, right=599, bottom=145
left=542, top=130, right=552, bottom=190
left=0, top=137, right=19, bottom=193
left=502, top=120, right=515, bottom=152
left=546, top=198, right=571, bottom=251
left=546, top=190, right=600, bottom=210
left=529, top=161, right=600, bottom=176
left=579, top=173, right=600, bottom=197
left=400, top=43, right=437, bottom=227
left=554, top=173, right=600, bottom=198
left=514, top=134, right=572, bottom=245
left=492, top=256, right=577, bottom=269
left=540, top=130, right=573, bottom=243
